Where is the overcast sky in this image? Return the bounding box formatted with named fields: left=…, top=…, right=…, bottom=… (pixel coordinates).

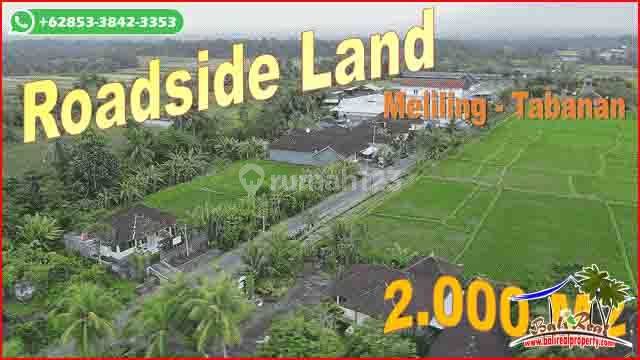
left=3, top=3, right=637, bottom=40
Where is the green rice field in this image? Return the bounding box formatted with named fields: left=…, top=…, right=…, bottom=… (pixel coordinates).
left=144, top=160, right=311, bottom=219
left=359, top=114, right=637, bottom=289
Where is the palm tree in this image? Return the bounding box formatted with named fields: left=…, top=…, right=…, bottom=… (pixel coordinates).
left=184, top=276, right=253, bottom=357
left=237, top=141, right=253, bottom=160
left=214, top=137, right=240, bottom=160
left=17, top=213, right=63, bottom=250
left=49, top=283, right=120, bottom=357
left=242, top=242, right=267, bottom=280
left=96, top=188, right=117, bottom=209
left=383, top=243, right=419, bottom=269
left=162, top=149, right=206, bottom=185
left=596, top=277, right=631, bottom=326
left=329, top=220, right=361, bottom=278
left=254, top=196, right=271, bottom=231
left=576, top=264, right=611, bottom=324
left=44, top=138, right=69, bottom=171
left=126, top=296, right=178, bottom=357
left=247, top=137, right=266, bottom=159
left=119, top=175, right=144, bottom=206
left=137, top=163, right=166, bottom=193
left=124, top=128, right=154, bottom=167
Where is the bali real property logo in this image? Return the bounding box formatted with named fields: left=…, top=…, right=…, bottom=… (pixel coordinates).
left=509, top=264, right=635, bottom=349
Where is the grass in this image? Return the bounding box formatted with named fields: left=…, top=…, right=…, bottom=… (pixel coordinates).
left=357, top=114, right=637, bottom=289
left=2, top=126, right=130, bottom=178
left=578, top=64, right=636, bottom=80
left=144, top=160, right=312, bottom=219
left=2, top=55, right=265, bottom=178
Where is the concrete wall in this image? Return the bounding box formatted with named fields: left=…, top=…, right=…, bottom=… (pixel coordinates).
left=269, top=149, right=340, bottom=166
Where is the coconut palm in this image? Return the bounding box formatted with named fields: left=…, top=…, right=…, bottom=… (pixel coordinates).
left=242, top=242, right=267, bottom=280
left=184, top=276, right=253, bottom=357
left=126, top=296, right=177, bottom=357
left=44, top=138, right=69, bottom=171
left=119, top=175, right=144, bottom=205
left=49, top=283, right=120, bottom=357
left=17, top=213, right=63, bottom=250
left=162, top=149, right=206, bottom=185
left=137, top=163, right=166, bottom=193
left=237, top=141, right=253, bottom=160
left=576, top=264, right=611, bottom=324
left=598, top=278, right=631, bottom=326
left=254, top=195, right=272, bottom=231
left=214, top=137, right=240, bottom=160
left=124, top=127, right=154, bottom=167
left=328, top=220, right=361, bottom=277
left=96, top=188, right=117, bottom=209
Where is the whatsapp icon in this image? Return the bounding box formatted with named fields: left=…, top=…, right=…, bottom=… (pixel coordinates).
left=11, top=10, right=34, bottom=33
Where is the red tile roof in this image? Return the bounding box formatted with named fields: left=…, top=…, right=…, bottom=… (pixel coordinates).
left=396, top=78, right=467, bottom=89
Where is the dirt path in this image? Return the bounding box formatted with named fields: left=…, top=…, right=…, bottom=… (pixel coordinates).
left=225, top=265, right=334, bottom=357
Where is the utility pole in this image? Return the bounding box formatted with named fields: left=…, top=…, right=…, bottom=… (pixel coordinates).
left=183, top=224, right=190, bottom=257
left=372, top=121, right=376, bottom=144
left=131, top=214, right=138, bottom=250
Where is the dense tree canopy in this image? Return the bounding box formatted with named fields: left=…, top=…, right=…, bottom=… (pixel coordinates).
left=257, top=312, right=345, bottom=357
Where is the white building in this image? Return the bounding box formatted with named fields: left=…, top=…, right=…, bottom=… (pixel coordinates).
left=392, top=72, right=482, bottom=123
left=330, top=93, right=384, bottom=123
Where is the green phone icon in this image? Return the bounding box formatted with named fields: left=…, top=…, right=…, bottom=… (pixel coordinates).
left=11, top=10, right=34, bottom=33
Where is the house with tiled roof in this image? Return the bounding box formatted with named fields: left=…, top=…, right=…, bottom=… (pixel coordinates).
left=268, top=117, right=420, bottom=166
left=428, top=278, right=512, bottom=357
left=268, top=122, right=376, bottom=166
left=332, top=256, right=463, bottom=327
left=391, top=71, right=480, bottom=123
left=392, top=71, right=478, bottom=98
left=106, top=204, right=182, bottom=260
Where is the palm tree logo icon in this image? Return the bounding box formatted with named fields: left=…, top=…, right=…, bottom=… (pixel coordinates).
left=575, top=264, right=633, bottom=327
left=509, top=264, right=634, bottom=350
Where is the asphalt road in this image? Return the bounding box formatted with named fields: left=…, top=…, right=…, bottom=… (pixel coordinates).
left=186, top=157, right=415, bottom=282
left=43, top=157, right=415, bottom=356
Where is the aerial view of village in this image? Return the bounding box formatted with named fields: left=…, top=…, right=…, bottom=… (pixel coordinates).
left=1, top=2, right=638, bottom=358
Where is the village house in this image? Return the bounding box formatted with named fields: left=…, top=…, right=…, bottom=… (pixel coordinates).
left=391, top=71, right=486, bottom=125
left=598, top=46, right=628, bottom=63
left=392, top=71, right=478, bottom=99
left=269, top=117, right=418, bottom=166
left=65, top=204, right=183, bottom=262
left=268, top=122, right=376, bottom=166
left=333, top=258, right=514, bottom=356
left=555, top=49, right=581, bottom=62
left=107, top=205, right=182, bottom=259
left=324, top=83, right=384, bottom=117
left=332, top=256, right=462, bottom=328
left=330, top=93, right=385, bottom=124
left=428, top=279, right=511, bottom=357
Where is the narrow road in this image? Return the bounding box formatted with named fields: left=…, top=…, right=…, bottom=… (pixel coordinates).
left=186, top=157, right=415, bottom=282
left=43, top=157, right=414, bottom=356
